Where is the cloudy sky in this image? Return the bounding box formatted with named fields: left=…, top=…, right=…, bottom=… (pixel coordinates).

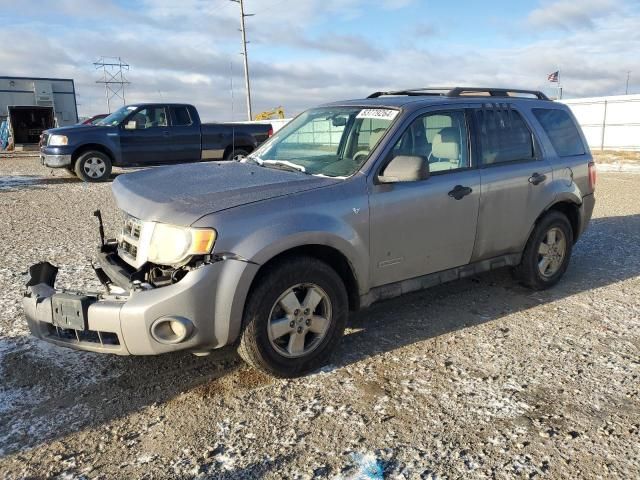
left=0, top=0, right=638, bottom=121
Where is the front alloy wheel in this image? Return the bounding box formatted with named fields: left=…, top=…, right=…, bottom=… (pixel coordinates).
left=238, top=256, right=348, bottom=377
left=267, top=283, right=332, bottom=358
left=74, top=150, right=112, bottom=182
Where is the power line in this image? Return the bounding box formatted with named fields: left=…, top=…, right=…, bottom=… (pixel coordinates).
left=230, top=0, right=253, bottom=121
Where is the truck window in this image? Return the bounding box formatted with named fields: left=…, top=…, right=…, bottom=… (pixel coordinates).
left=533, top=108, right=585, bottom=157
left=131, top=107, right=168, bottom=129
left=171, top=107, right=193, bottom=126
left=475, top=106, right=534, bottom=165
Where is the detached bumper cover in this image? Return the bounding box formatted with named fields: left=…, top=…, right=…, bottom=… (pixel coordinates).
left=23, top=256, right=257, bottom=355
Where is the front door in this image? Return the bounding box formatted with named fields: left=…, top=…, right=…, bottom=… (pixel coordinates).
left=120, top=106, right=172, bottom=164
left=369, top=108, right=481, bottom=287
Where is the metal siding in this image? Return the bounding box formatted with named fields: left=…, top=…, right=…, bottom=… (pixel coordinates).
left=0, top=77, right=78, bottom=127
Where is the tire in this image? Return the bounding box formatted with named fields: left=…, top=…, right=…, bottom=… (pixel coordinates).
left=238, top=256, right=348, bottom=378
left=74, top=151, right=112, bottom=182
left=224, top=148, right=250, bottom=161
left=514, top=211, right=574, bottom=290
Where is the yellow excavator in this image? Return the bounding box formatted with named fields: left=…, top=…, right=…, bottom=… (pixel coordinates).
left=255, top=106, right=285, bottom=121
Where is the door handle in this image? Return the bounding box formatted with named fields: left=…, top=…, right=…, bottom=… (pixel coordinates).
left=528, top=172, right=547, bottom=185
left=448, top=185, right=473, bottom=200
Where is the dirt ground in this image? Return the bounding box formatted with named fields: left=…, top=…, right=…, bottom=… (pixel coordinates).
left=0, top=156, right=638, bottom=479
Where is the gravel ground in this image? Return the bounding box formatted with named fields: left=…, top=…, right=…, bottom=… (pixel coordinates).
left=0, top=157, right=638, bottom=479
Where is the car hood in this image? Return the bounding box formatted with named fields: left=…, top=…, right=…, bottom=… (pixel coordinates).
left=111, top=161, right=341, bottom=225
left=45, top=125, right=112, bottom=135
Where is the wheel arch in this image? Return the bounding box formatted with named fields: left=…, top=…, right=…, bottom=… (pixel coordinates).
left=247, top=244, right=361, bottom=313
left=534, top=198, right=581, bottom=244
left=71, top=143, right=116, bottom=167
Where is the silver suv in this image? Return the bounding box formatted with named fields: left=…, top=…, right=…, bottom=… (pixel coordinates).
left=24, top=87, right=596, bottom=377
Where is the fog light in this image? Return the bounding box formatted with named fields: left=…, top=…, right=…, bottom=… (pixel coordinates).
left=150, top=316, right=194, bottom=344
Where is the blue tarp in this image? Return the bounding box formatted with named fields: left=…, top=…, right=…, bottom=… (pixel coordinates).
left=0, top=121, right=9, bottom=150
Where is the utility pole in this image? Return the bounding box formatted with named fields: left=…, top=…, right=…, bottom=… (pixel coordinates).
left=230, top=0, right=253, bottom=120
left=626, top=71, right=631, bottom=95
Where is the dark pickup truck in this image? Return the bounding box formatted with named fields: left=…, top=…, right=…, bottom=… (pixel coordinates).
left=40, top=103, right=273, bottom=181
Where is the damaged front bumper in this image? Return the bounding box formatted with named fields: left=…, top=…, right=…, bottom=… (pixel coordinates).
left=23, top=244, right=258, bottom=355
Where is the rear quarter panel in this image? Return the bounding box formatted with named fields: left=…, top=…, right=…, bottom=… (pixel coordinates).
left=524, top=103, right=593, bottom=199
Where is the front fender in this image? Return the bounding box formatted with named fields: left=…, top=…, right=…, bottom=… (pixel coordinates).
left=220, top=220, right=368, bottom=345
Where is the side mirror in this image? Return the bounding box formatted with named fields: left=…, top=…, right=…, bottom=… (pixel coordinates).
left=124, top=120, right=137, bottom=130
left=378, top=155, right=429, bottom=183
left=331, top=116, right=347, bottom=127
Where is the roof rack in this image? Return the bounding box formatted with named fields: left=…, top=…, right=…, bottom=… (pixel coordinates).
left=368, top=87, right=550, bottom=101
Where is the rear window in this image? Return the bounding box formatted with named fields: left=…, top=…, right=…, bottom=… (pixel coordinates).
left=533, top=108, right=585, bottom=157
left=475, top=106, right=535, bottom=165
left=172, top=107, right=192, bottom=126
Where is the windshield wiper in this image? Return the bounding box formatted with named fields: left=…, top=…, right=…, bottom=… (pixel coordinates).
left=261, top=160, right=306, bottom=173
left=241, top=155, right=262, bottom=165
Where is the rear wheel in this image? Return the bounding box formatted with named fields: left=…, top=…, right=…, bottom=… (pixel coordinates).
left=515, top=211, right=573, bottom=290
left=224, top=148, right=250, bottom=161
left=74, top=151, right=112, bottom=182
left=238, top=256, right=348, bottom=377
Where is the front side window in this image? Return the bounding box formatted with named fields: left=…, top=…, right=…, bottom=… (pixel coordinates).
left=130, top=107, right=168, bottom=129
left=475, top=105, right=535, bottom=165
left=533, top=108, right=585, bottom=157
left=391, top=110, right=469, bottom=173
left=250, top=106, right=399, bottom=177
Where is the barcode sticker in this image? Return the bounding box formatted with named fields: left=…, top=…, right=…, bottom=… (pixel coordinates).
left=356, top=109, right=399, bottom=121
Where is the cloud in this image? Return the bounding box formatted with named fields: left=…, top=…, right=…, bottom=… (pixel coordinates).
left=527, top=0, right=619, bottom=30
left=0, top=0, right=637, bottom=121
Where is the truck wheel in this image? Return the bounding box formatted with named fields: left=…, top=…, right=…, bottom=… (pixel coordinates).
left=74, top=151, right=112, bottom=182
left=225, top=148, right=250, bottom=161
left=238, top=256, right=348, bottom=378
left=514, top=211, right=573, bottom=290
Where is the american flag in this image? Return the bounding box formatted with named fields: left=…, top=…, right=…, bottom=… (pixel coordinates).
left=548, top=71, right=559, bottom=82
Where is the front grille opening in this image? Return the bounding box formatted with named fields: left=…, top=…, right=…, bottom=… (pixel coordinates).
left=45, top=323, right=121, bottom=346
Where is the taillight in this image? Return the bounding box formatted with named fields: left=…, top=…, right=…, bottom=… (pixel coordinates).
left=268, top=127, right=274, bottom=137
left=588, top=161, right=597, bottom=191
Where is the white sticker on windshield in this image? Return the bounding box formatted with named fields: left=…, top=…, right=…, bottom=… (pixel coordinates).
left=356, top=109, right=399, bottom=121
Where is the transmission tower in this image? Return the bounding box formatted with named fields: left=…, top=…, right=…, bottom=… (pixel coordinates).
left=94, top=56, right=130, bottom=112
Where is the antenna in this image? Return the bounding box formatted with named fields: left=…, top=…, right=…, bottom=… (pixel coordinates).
left=94, top=56, right=130, bottom=113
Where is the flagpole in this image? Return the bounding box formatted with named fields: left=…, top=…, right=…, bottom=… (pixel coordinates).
left=558, top=70, right=562, bottom=99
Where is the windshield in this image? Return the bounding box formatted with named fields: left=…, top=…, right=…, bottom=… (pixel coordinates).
left=250, top=106, right=399, bottom=177
left=96, top=105, right=138, bottom=126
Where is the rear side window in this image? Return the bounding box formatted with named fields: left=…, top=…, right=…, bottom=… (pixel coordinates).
left=533, top=108, right=585, bottom=157
left=171, top=107, right=193, bottom=126
left=475, top=106, right=535, bottom=165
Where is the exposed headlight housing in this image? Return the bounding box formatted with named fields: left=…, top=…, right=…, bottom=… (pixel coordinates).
left=147, top=223, right=216, bottom=266
left=48, top=135, right=68, bottom=146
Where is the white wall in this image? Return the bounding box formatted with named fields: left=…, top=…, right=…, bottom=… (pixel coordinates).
left=560, top=94, right=640, bottom=151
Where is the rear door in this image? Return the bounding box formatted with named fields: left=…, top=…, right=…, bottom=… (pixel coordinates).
left=471, top=103, right=555, bottom=261
left=168, top=106, right=201, bottom=163
left=120, top=105, right=173, bottom=164
left=368, top=107, right=481, bottom=286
